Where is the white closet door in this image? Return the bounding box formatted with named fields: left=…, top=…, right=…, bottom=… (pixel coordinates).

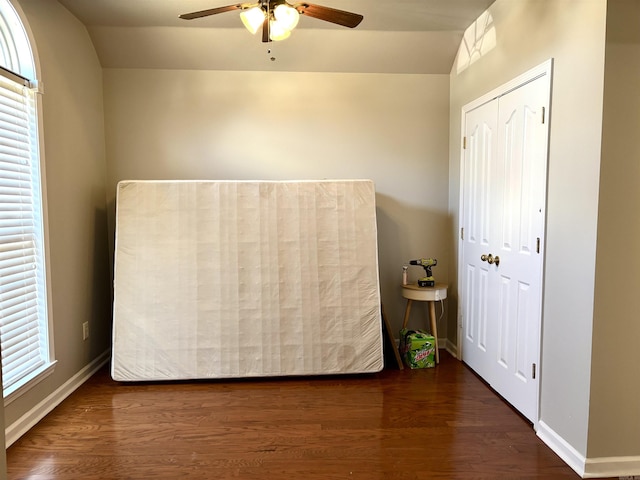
left=461, top=71, right=550, bottom=423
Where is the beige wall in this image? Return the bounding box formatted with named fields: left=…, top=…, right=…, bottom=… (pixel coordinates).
left=589, top=0, right=640, bottom=460
left=449, top=0, right=606, bottom=458
left=7, top=0, right=110, bottom=427
left=103, top=69, right=451, bottom=336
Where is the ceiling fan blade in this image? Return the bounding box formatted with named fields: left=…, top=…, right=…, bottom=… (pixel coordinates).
left=294, top=3, right=363, bottom=28
left=179, top=4, right=244, bottom=20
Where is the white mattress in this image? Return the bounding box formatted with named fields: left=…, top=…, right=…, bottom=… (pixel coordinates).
left=111, top=180, right=383, bottom=381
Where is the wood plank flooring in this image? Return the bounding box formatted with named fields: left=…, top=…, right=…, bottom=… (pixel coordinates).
left=7, top=352, right=589, bottom=479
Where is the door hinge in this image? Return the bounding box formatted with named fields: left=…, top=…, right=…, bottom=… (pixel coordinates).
left=461, top=227, right=464, bottom=240
left=542, top=106, right=546, bottom=124
left=532, top=363, right=536, bottom=379
left=536, top=237, right=541, bottom=254
left=463, top=136, right=467, bottom=149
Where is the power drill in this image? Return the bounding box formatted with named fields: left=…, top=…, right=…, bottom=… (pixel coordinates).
left=409, top=258, right=437, bottom=287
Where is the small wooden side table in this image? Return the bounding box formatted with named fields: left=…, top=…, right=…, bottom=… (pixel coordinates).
left=401, top=283, right=448, bottom=364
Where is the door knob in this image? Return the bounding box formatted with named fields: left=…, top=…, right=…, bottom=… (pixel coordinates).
left=481, top=253, right=500, bottom=266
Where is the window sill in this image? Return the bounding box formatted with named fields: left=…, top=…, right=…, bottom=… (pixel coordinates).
left=3, top=361, right=57, bottom=407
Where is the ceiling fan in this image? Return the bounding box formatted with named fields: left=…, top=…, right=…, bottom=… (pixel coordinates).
left=179, top=1, right=364, bottom=43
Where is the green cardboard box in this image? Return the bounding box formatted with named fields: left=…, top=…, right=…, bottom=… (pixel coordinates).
left=400, top=329, right=435, bottom=369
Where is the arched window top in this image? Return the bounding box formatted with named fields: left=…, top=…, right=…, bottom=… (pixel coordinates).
left=0, top=0, right=35, bottom=81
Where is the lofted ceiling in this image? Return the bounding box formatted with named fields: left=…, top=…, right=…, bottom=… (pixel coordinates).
left=56, top=0, right=496, bottom=74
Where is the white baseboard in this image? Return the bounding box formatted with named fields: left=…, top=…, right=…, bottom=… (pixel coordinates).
left=443, top=339, right=458, bottom=359
left=537, top=420, right=586, bottom=477
left=583, top=456, right=640, bottom=478
left=5, top=349, right=111, bottom=448
left=537, top=420, right=640, bottom=478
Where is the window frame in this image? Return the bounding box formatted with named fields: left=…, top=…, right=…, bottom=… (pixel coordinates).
left=0, top=0, right=55, bottom=406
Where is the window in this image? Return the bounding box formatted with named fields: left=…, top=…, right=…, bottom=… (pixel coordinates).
left=0, top=0, right=54, bottom=402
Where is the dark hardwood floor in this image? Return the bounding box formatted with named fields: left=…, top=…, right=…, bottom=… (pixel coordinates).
left=7, top=352, right=589, bottom=479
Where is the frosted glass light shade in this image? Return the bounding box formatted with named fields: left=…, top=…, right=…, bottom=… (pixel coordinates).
left=269, top=19, right=291, bottom=41
left=273, top=4, right=299, bottom=31
left=240, top=7, right=266, bottom=35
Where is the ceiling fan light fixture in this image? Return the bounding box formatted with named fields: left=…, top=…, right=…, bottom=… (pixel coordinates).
left=240, top=6, right=265, bottom=35
left=273, top=4, right=299, bottom=31
left=179, top=2, right=363, bottom=44
left=269, top=19, right=291, bottom=41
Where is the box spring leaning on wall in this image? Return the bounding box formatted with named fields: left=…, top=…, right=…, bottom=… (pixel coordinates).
left=111, top=180, right=384, bottom=381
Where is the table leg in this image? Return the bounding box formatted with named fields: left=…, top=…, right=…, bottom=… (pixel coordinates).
left=429, top=300, right=440, bottom=364
left=402, top=299, right=413, bottom=329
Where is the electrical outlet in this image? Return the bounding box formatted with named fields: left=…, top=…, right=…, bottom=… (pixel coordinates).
left=82, top=321, right=89, bottom=341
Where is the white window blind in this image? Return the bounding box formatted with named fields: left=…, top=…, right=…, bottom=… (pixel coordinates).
left=0, top=72, right=48, bottom=396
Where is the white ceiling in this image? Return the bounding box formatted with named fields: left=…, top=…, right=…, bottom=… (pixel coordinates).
left=56, top=0, right=496, bottom=73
